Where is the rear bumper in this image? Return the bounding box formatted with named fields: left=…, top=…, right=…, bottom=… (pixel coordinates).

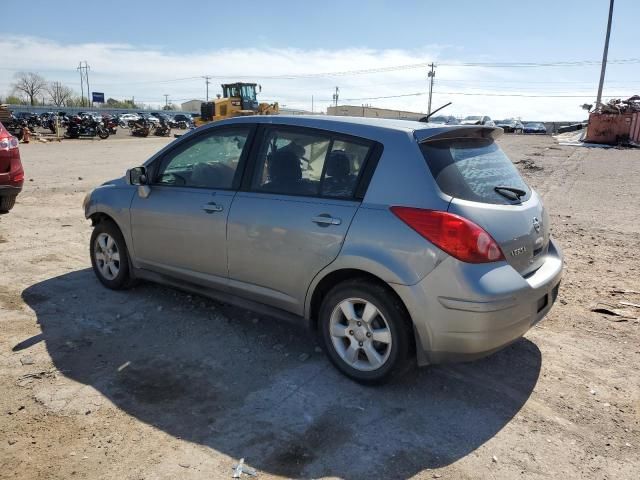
left=392, top=238, right=563, bottom=365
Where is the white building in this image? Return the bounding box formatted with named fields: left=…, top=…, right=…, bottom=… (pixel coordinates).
left=327, top=105, right=425, bottom=120
left=181, top=99, right=204, bottom=112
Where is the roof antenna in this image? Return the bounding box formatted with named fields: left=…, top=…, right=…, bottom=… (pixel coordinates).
left=420, top=102, right=452, bottom=122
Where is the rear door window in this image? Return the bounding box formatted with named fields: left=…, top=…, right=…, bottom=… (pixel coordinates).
left=250, top=127, right=371, bottom=199
left=420, top=138, right=530, bottom=205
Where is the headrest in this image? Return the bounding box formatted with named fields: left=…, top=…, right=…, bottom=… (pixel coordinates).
left=326, top=150, right=350, bottom=177
left=268, top=149, right=302, bottom=181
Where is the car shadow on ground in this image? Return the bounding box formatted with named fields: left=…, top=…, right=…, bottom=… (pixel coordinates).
left=22, top=269, right=542, bottom=479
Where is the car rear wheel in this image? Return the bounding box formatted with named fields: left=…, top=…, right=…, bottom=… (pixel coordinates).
left=319, top=279, right=412, bottom=384
left=90, top=220, right=135, bottom=290
left=0, top=195, right=17, bottom=213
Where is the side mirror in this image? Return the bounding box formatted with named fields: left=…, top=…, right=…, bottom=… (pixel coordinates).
left=127, top=166, right=147, bottom=185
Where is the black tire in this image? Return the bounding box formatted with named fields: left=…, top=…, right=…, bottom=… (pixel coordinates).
left=0, top=195, right=17, bottom=213
left=90, top=220, right=135, bottom=290
left=319, top=279, right=412, bottom=384
left=97, top=127, right=109, bottom=140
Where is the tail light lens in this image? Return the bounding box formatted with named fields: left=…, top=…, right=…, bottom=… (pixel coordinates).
left=0, top=136, right=19, bottom=151
left=390, top=207, right=505, bottom=263
left=1, top=136, right=24, bottom=182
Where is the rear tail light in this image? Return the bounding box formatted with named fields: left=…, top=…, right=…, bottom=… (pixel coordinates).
left=1, top=136, right=24, bottom=182
left=0, top=136, right=19, bottom=151
left=390, top=207, right=505, bottom=263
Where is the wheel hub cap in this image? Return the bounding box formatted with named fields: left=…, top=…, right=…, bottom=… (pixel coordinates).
left=329, top=297, right=393, bottom=372
left=94, top=232, right=120, bottom=281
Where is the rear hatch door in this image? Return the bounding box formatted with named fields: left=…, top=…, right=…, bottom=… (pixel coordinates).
left=420, top=130, right=549, bottom=276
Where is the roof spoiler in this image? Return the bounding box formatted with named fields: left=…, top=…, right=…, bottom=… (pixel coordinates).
left=415, top=125, right=503, bottom=143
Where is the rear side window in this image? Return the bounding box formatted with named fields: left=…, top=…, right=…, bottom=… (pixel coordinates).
left=420, top=138, right=530, bottom=204
left=251, top=127, right=371, bottom=199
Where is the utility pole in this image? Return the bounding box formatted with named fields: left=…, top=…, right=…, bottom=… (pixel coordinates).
left=332, top=86, right=339, bottom=108
left=203, top=76, right=211, bottom=102
left=311, top=95, right=314, bottom=113
left=427, top=63, right=436, bottom=115
left=164, top=94, right=169, bottom=108
left=85, top=62, right=91, bottom=107
left=596, top=0, right=615, bottom=109
left=77, top=61, right=91, bottom=107
left=77, top=62, right=85, bottom=107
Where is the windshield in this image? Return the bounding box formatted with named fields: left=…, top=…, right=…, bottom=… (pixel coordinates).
left=420, top=138, right=531, bottom=205
left=429, top=116, right=448, bottom=124
left=224, top=85, right=242, bottom=97
left=526, top=123, right=544, bottom=128
left=464, top=116, right=481, bottom=120
left=240, top=85, right=256, bottom=100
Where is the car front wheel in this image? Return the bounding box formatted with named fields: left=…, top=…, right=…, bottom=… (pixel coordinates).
left=320, top=279, right=412, bottom=384
left=90, top=220, right=135, bottom=290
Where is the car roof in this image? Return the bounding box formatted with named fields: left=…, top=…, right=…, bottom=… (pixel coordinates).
left=212, top=115, right=500, bottom=142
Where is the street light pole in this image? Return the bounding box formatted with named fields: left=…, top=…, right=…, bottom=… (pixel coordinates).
left=596, top=0, right=615, bottom=109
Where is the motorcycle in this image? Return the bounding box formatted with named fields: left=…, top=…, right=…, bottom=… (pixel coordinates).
left=65, top=115, right=110, bottom=139
left=129, top=118, right=151, bottom=137
left=102, top=116, right=118, bottom=135
left=5, top=116, right=27, bottom=141
left=154, top=120, right=171, bottom=137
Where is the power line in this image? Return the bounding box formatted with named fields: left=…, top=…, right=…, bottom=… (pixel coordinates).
left=332, top=91, right=632, bottom=102
left=63, top=57, right=640, bottom=87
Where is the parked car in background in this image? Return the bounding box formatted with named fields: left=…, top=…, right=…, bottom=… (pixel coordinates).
left=425, top=115, right=460, bottom=125
left=84, top=116, right=562, bottom=383
left=118, top=113, right=140, bottom=127
left=172, top=113, right=193, bottom=129
left=524, top=122, right=547, bottom=134
left=461, top=115, right=495, bottom=126
left=496, top=119, right=524, bottom=133
left=137, top=113, right=159, bottom=125
left=0, top=121, right=24, bottom=212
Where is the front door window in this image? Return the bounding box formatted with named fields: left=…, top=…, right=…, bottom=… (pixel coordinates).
left=154, top=128, right=250, bottom=189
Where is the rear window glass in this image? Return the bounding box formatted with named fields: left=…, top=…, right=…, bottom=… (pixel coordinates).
left=420, top=138, right=530, bottom=205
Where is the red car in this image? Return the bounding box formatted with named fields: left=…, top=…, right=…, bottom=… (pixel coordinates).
left=0, top=121, right=24, bottom=213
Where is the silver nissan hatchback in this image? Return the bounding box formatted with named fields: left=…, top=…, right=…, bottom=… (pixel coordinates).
left=84, top=116, right=562, bottom=383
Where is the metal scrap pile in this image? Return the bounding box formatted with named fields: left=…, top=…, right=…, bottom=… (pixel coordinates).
left=598, top=95, right=640, bottom=114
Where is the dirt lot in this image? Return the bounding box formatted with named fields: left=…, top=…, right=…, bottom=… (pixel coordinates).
left=1, top=133, right=639, bottom=480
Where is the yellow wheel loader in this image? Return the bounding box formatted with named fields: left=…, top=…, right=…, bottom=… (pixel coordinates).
left=194, top=83, right=279, bottom=127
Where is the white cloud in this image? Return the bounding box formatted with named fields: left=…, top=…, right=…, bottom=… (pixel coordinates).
left=0, top=35, right=609, bottom=120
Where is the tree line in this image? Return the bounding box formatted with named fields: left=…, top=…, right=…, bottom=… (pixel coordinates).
left=1, top=71, right=145, bottom=109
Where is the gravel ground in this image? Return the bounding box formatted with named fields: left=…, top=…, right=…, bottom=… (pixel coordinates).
left=0, top=133, right=639, bottom=480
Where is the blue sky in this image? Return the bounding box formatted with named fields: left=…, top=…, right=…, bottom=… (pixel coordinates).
left=2, top=0, right=639, bottom=119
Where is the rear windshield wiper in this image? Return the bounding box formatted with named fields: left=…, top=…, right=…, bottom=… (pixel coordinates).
left=494, top=185, right=526, bottom=201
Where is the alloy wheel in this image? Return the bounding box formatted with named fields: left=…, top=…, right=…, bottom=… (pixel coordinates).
left=94, top=233, right=120, bottom=280
left=329, top=297, right=392, bottom=371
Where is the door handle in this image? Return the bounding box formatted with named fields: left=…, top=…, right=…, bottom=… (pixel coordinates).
left=312, top=215, right=341, bottom=226
left=202, top=202, right=223, bottom=213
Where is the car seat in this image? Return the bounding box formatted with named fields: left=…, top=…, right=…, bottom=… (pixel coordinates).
left=323, top=150, right=355, bottom=197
